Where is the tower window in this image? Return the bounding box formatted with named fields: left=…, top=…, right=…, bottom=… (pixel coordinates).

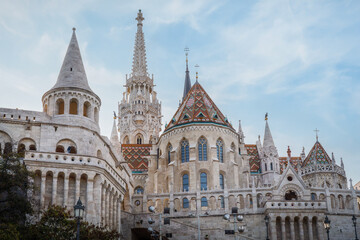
left=198, top=137, right=207, bottom=161
left=70, top=68, right=72, bottom=71
left=200, top=172, right=207, bottom=190
left=201, top=197, right=208, bottom=207
left=181, top=139, right=189, bottom=163
left=216, top=139, right=224, bottom=163
left=182, top=174, right=189, bottom=191
left=219, top=174, right=224, bottom=190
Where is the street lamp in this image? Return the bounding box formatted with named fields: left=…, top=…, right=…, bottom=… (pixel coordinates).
left=264, top=215, right=270, bottom=240
left=353, top=215, right=359, bottom=240
left=74, top=198, right=85, bottom=240
left=223, top=208, right=245, bottom=240
left=323, top=215, right=331, bottom=240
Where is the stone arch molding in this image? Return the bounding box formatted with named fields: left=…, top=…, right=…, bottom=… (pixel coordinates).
left=279, top=183, right=304, bottom=200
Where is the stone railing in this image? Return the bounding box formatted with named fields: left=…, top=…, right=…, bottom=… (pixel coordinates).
left=24, top=151, right=127, bottom=190
left=300, top=164, right=346, bottom=177
left=264, top=200, right=327, bottom=210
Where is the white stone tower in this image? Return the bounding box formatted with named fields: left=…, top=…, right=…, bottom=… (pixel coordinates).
left=118, top=10, right=162, bottom=144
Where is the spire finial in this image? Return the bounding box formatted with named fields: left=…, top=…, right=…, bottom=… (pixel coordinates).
left=195, top=64, right=199, bottom=82
left=265, top=112, right=268, bottom=121
left=136, top=9, right=144, bottom=25
left=314, top=128, right=319, bottom=142
left=72, top=27, right=76, bottom=32
left=184, top=47, right=189, bottom=65
left=182, top=47, right=192, bottom=101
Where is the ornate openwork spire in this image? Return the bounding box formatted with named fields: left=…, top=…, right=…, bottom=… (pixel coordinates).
left=263, top=117, right=276, bottom=152
left=182, top=47, right=191, bottom=101
left=131, top=10, right=148, bottom=77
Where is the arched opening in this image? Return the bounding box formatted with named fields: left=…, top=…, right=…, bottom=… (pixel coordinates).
left=68, top=173, right=76, bottom=210
left=312, top=217, right=319, bottom=240
left=219, top=196, right=225, bottom=208
left=97, top=150, right=102, bottom=158
left=56, top=145, right=65, bottom=153
left=216, top=138, right=224, bottom=163
left=276, top=217, right=282, bottom=240
left=56, top=99, right=64, bottom=115
left=83, top=101, right=91, bottom=117
left=303, top=217, right=309, bottom=240
left=294, top=217, right=300, bottom=240
left=17, top=144, right=26, bottom=157
left=135, top=133, right=143, bottom=144
left=33, top=170, right=42, bottom=212
left=285, top=190, right=298, bottom=200
left=80, top=174, right=88, bottom=209
left=135, top=186, right=144, bottom=194
left=311, top=193, right=317, bottom=201
left=201, top=197, right=208, bottom=207
left=4, top=142, right=12, bottom=155
left=167, top=144, right=172, bottom=164
left=182, top=174, right=189, bottom=191
left=181, top=139, right=189, bottom=163
left=183, top=198, right=189, bottom=209
left=198, top=137, right=207, bottom=161
left=69, top=98, right=78, bottom=115
left=44, top=104, right=48, bottom=113
left=200, top=172, right=207, bottom=190
left=67, top=146, right=77, bottom=154
left=123, top=136, right=130, bottom=144
left=44, top=171, right=53, bottom=208
left=57, top=172, right=65, bottom=206
left=285, top=217, right=291, bottom=240
left=338, top=195, right=345, bottom=209
left=219, top=174, right=224, bottom=190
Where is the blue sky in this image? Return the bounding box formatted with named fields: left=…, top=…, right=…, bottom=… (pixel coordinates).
left=0, top=0, right=359, bottom=184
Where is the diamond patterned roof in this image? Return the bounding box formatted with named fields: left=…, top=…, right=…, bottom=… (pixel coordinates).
left=279, top=157, right=302, bottom=174
left=302, top=141, right=332, bottom=167
left=121, top=144, right=151, bottom=173
left=164, top=82, right=234, bottom=132
left=245, top=144, right=261, bottom=174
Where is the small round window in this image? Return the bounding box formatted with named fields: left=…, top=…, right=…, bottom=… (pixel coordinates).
left=135, top=200, right=141, bottom=206
left=287, top=176, right=293, bottom=181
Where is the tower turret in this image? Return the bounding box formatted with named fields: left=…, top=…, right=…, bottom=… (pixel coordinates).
left=42, top=28, right=101, bottom=132
left=118, top=10, right=162, bottom=144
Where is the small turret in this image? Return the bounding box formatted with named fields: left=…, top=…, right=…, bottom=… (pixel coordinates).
left=331, top=152, right=336, bottom=165
left=300, top=147, right=306, bottom=162
left=238, top=120, right=245, bottom=143
left=341, top=157, right=344, bottom=168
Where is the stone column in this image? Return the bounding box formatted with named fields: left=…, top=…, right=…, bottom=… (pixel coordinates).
left=308, top=218, right=313, bottom=240
left=105, top=188, right=109, bottom=226
left=290, top=219, right=295, bottom=240
left=52, top=175, right=58, bottom=206
left=101, top=184, right=105, bottom=224
left=64, top=95, right=70, bottom=114
left=281, top=220, right=286, bottom=240
left=86, top=178, right=94, bottom=223
left=299, top=218, right=304, bottom=240
left=64, top=175, right=69, bottom=207
left=109, top=192, right=113, bottom=228
left=40, top=173, right=46, bottom=209
left=75, top=175, right=81, bottom=202
left=270, top=220, right=277, bottom=240
left=118, top=198, right=121, bottom=233
left=113, top=195, right=117, bottom=229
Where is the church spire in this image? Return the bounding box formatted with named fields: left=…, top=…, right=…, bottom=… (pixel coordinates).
left=110, top=115, right=119, bottom=145
left=51, top=28, right=93, bottom=93
left=263, top=114, right=276, bottom=150
left=183, top=47, right=191, bottom=101
left=131, top=10, right=148, bottom=77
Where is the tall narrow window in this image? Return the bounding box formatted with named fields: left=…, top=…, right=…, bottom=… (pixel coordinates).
left=201, top=197, right=208, bottom=207
left=220, top=196, right=225, bottom=208
left=181, top=140, right=189, bottom=163
left=220, top=174, right=224, bottom=190
left=216, top=139, right=224, bottom=163
left=167, top=144, right=172, bottom=164
left=198, top=137, right=207, bottom=161
left=69, top=99, right=78, bottom=115
left=183, top=198, right=189, bottom=208
left=56, top=99, right=64, bottom=115
left=200, top=172, right=207, bottom=191
left=270, top=162, right=273, bottom=170
left=265, top=163, right=267, bottom=171
left=182, top=174, right=189, bottom=191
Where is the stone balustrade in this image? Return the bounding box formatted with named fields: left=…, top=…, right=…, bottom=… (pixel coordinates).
left=265, top=200, right=327, bottom=209
left=24, top=151, right=127, bottom=190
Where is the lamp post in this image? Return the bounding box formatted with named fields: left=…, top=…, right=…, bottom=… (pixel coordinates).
left=148, top=206, right=162, bottom=240
left=74, top=198, right=85, bottom=240
left=323, top=215, right=331, bottom=240
left=353, top=215, right=359, bottom=240
left=264, top=215, right=270, bottom=240
left=223, top=208, right=245, bottom=240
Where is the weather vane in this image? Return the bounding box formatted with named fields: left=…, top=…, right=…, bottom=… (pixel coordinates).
left=195, top=64, right=199, bottom=82
left=265, top=112, right=268, bottom=121
left=113, top=111, right=117, bottom=119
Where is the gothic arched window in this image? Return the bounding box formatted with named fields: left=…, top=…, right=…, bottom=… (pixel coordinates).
left=181, top=139, right=189, bottom=163
left=182, top=174, right=189, bottom=191
left=216, top=139, right=224, bottom=163
left=200, top=172, right=207, bottom=190
left=220, top=196, right=225, bottom=208
left=135, top=186, right=144, bottom=194
left=270, top=162, right=273, bottom=170
left=201, top=197, right=208, bottom=207
left=219, top=174, right=224, bottom=190
left=167, top=144, right=172, bottom=164
left=198, top=137, right=207, bottom=161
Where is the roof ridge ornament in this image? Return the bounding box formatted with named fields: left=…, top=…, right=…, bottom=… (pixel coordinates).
left=195, top=64, right=199, bottom=83
left=314, top=128, right=319, bottom=142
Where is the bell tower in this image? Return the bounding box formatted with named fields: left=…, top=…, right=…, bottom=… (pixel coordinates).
left=118, top=10, right=162, bottom=144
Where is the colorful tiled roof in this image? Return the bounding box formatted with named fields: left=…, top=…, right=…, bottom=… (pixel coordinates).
left=245, top=144, right=261, bottom=174
left=121, top=144, right=151, bottom=173
left=279, top=157, right=302, bottom=174
left=302, top=141, right=332, bottom=167
left=164, top=82, right=234, bottom=132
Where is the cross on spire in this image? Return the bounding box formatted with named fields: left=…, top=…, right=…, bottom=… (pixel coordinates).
left=314, top=128, right=319, bottom=142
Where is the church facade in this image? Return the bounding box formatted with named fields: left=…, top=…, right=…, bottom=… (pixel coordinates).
left=0, top=10, right=359, bottom=240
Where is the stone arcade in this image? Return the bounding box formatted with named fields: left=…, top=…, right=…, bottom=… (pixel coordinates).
left=0, top=10, right=359, bottom=240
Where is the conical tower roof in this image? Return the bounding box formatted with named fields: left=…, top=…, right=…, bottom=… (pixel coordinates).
left=263, top=120, right=275, bottom=150
left=50, top=28, right=94, bottom=94
left=110, top=118, right=119, bottom=144
left=182, top=49, right=191, bottom=101
left=164, top=82, right=234, bottom=132
left=302, top=140, right=332, bottom=167
left=131, top=10, right=148, bottom=77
